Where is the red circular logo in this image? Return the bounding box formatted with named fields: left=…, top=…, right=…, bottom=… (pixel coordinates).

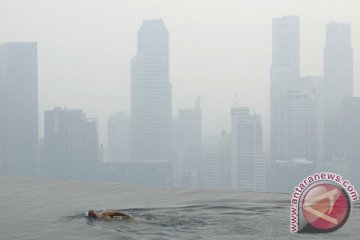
left=301, top=182, right=351, bottom=232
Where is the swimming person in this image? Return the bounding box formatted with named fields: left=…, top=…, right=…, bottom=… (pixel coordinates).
left=87, top=209, right=135, bottom=221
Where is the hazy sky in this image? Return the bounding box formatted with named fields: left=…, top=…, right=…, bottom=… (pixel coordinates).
left=0, top=0, right=359, bottom=146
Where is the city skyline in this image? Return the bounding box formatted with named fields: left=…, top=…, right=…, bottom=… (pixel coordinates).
left=1, top=2, right=360, bottom=239
left=1, top=0, right=359, bottom=147
left=0, top=10, right=359, bottom=191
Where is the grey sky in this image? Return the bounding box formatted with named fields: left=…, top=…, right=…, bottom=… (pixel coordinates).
left=0, top=0, right=359, bottom=146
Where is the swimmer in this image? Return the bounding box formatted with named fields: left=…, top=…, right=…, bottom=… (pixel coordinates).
left=87, top=209, right=135, bottom=221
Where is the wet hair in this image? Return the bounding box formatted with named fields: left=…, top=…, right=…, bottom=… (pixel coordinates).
left=88, top=210, right=97, bottom=219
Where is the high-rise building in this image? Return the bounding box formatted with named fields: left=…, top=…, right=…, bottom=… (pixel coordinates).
left=231, top=107, right=265, bottom=192
left=107, top=111, right=130, bottom=162
left=202, top=130, right=230, bottom=189
left=42, top=107, right=99, bottom=180
left=323, top=97, right=360, bottom=187
left=271, top=16, right=300, bottom=84
left=270, top=16, right=322, bottom=169
left=175, top=98, right=202, bottom=186
left=0, top=42, right=38, bottom=176
left=202, top=146, right=225, bottom=189
left=324, top=22, right=353, bottom=119
left=273, top=77, right=322, bottom=164
left=130, top=19, right=172, bottom=162
left=270, top=16, right=300, bottom=161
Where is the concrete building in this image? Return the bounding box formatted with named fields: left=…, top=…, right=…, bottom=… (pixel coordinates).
left=0, top=42, right=38, bottom=176
left=272, top=77, right=322, bottom=164
left=107, top=111, right=130, bottom=162
left=270, top=16, right=322, bottom=177
left=324, top=22, right=353, bottom=119
left=130, top=19, right=172, bottom=162
left=202, top=131, right=230, bottom=189
left=231, top=107, right=265, bottom=192
left=42, top=107, right=99, bottom=180
left=271, top=16, right=300, bottom=166
left=323, top=97, right=360, bottom=187
left=174, top=97, right=202, bottom=187
left=270, top=16, right=300, bottom=85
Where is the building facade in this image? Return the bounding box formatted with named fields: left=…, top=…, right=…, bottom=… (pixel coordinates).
left=270, top=17, right=322, bottom=169
left=0, top=42, right=38, bottom=176
left=323, top=97, right=360, bottom=187
left=42, top=107, right=99, bottom=180
left=324, top=22, right=353, bottom=119
left=231, top=107, right=265, bottom=192
left=130, top=19, right=172, bottom=162
left=174, top=98, right=202, bottom=187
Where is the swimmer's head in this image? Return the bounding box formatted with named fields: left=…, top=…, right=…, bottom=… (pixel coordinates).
left=88, top=210, right=97, bottom=218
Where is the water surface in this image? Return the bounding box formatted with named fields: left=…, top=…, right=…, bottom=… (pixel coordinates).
left=0, top=177, right=359, bottom=239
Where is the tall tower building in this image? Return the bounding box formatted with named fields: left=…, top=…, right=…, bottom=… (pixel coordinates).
left=270, top=17, right=322, bottom=188
left=202, top=130, right=230, bottom=189
left=130, top=19, right=172, bottom=161
left=0, top=42, right=38, bottom=176
left=174, top=97, right=202, bottom=187
left=231, top=107, right=265, bottom=192
left=324, top=22, right=353, bottom=119
left=323, top=97, right=360, bottom=187
left=178, top=99, right=202, bottom=171
left=270, top=16, right=300, bottom=164
left=271, top=16, right=300, bottom=84
left=272, top=77, right=322, bottom=163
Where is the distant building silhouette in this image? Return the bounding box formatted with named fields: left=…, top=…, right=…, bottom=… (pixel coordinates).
left=273, top=77, right=322, bottom=163
left=174, top=97, right=202, bottom=187
left=231, top=107, right=265, bottom=192
left=271, top=16, right=300, bottom=84
left=130, top=19, right=172, bottom=162
left=42, top=107, right=99, bottom=180
left=107, top=111, right=130, bottom=162
left=324, top=22, right=353, bottom=119
left=323, top=97, right=360, bottom=187
left=0, top=42, right=38, bottom=176
left=202, top=130, right=230, bottom=189
left=270, top=17, right=321, bottom=177
left=270, top=16, right=300, bottom=166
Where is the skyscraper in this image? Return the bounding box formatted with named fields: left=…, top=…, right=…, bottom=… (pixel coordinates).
left=323, top=97, right=360, bottom=187
left=270, top=17, right=322, bottom=166
left=202, top=145, right=226, bottom=189
left=202, top=130, right=230, bottom=189
left=324, top=22, right=353, bottom=119
left=271, top=16, right=300, bottom=84
left=0, top=42, right=38, bottom=176
left=273, top=77, right=322, bottom=162
left=175, top=97, right=202, bottom=186
left=271, top=16, right=300, bottom=164
left=42, top=107, right=99, bottom=180
left=231, top=107, right=265, bottom=192
left=130, top=19, right=172, bottom=162
left=270, top=17, right=323, bottom=192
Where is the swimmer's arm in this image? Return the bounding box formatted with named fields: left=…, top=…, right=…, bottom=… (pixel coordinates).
left=103, top=211, right=135, bottom=220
